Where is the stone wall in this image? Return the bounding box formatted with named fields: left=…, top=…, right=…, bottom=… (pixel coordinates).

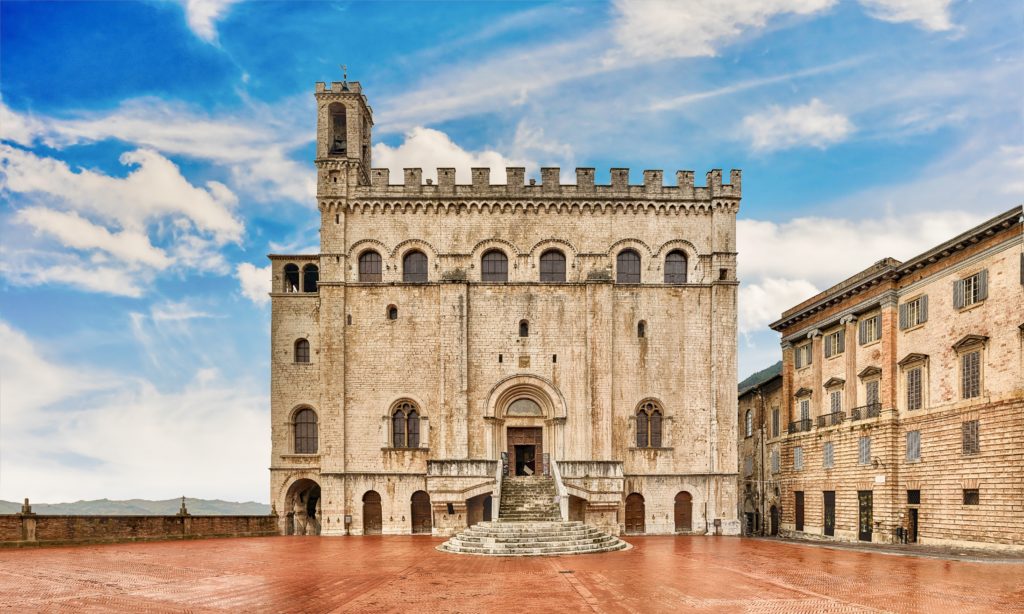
left=1, top=514, right=279, bottom=548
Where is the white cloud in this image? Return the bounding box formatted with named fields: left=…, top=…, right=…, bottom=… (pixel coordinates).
left=858, top=0, right=955, bottom=31
left=373, top=127, right=533, bottom=183
left=237, top=262, right=271, bottom=305
left=609, top=0, right=836, bottom=62
left=739, top=277, right=820, bottom=335
left=178, top=0, right=242, bottom=42
left=0, top=319, right=269, bottom=503
left=742, top=98, right=853, bottom=151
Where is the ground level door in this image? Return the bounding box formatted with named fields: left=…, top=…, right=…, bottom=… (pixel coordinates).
left=770, top=506, right=779, bottom=536
left=794, top=491, right=804, bottom=532
left=362, top=491, right=382, bottom=535
left=507, top=427, right=543, bottom=477
left=625, top=493, right=645, bottom=534
left=674, top=492, right=692, bottom=532
left=907, top=508, right=918, bottom=543
left=823, top=491, right=836, bottom=537
left=858, top=491, right=873, bottom=542
left=411, top=491, right=432, bottom=534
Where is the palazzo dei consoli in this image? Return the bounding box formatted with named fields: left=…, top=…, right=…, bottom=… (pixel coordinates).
left=269, top=80, right=742, bottom=537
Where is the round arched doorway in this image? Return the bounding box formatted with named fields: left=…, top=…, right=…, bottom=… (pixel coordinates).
left=284, top=478, right=321, bottom=536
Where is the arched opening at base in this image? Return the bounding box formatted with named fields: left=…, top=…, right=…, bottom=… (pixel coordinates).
left=285, top=478, right=321, bottom=536
left=625, top=493, right=645, bottom=534
left=674, top=491, right=693, bottom=533
left=362, top=490, right=382, bottom=535
left=411, top=491, right=432, bottom=534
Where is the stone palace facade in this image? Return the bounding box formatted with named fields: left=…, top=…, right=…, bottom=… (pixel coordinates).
left=269, top=80, right=742, bottom=537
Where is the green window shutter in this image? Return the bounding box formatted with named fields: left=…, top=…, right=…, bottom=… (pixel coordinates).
left=858, top=319, right=867, bottom=345
left=953, top=279, right=964, bottom=309
left=899, top=303, right=908, bottom=330
left=977, top=269, right=988, bottom=301
left=795, top=347, right=803, bottom=369
left=838, top=329, right=845, bottom=353
left=920, top=296, right=928, bottom=323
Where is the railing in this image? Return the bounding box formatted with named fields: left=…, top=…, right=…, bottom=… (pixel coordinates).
left=816, top=411, right=845, bottom=428
left=850, top=402, right=882, bottom=421
left=788, top=419, right=813, bottom=434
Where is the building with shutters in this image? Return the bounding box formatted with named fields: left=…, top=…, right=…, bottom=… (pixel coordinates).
left=767, top=205, right=1024, bottom=550
left=268, top=79, right=743, bottom=537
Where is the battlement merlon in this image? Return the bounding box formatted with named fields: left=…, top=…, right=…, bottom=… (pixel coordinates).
left=359, top=167, right=741, bottom=200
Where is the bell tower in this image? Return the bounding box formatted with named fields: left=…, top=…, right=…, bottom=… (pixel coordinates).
left=314, top=77, right=373, bottom=196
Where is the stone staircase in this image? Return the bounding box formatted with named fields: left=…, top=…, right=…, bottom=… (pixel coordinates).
left=439, top=476, right=628, bottom=556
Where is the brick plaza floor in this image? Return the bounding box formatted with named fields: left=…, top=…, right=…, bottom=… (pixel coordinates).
left=0, top=536, right=1021, bottom=613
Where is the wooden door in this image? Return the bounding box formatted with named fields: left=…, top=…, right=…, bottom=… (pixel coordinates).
left=823, top=491, right=836, bottom=537
left=411, top=491, right=432, bottom=534
left=625, top=493, right=645, bottom=534
left=770, top=506, right=779, bottom=536
left=858, top=491, right=873, bottom=542
left=908, top=508, right=918, bottom=543
left=674, top=491, right=692, bottom=532
left=362, top=491, right=382, bottom=535
left=507, top=427, right=543, bottom=477
left=794, top=491, right=805, bottom=532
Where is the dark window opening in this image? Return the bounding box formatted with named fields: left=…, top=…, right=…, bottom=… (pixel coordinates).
left=638, top=320, right=646, bottom=338
left=664, top=250, right=687, bottom=284
left=617, top=249, right=641, bottom=284
left=519, top=320, right=529, bottom=337
left=446, top=503, right=455, bottom=515
left=552, top=354, right=557, bottom=363
left=719, top=268, right=729, bottom=280
left=283, top=263, right=300, bottom=293
left=907, top=490, right=921, bottom=505
left=346, top=314, right=352, bottom=325
left=392, top=401, right=421, bottom=448
left=294, top=408, right=318, bottom=454
left=963, top=489, right=979, bottom=505
left=359, top=251, right=382, bottom=282
left=498, top=354, right=503, bottom=363
left=539, top=249, right=566, bottom=282
left=636, top=401, right=663, bottom=448
left=302, top=264, right=319, bottom=293
left=482, top=250, right=509, bottom=282
left=403, top=250, right=428, bottom=283
left=294, top=339, right=310, bottom=363
left=329, top=104, right=347, bottom=155
left=387, top=305, right=398, bottom=320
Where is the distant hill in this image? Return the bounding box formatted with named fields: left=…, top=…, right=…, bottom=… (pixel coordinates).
left=0, top=497, right=271, bottom=516
left=738, top=361, right=782, bottom=394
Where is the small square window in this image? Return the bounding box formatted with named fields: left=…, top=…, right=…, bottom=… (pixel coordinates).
left=963, top=489, right=979, bottom=505
left=907, top=489, right=921, bottom=505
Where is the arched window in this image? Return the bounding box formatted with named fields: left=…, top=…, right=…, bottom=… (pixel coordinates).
left=294, top=408, right=318, bottom=454
left=294, top=339, right=310, bottom=363
left=283, top=264, right=300, bottom=293
left=392, top=400, right=421, bottom=448
left=617, top=249, right=641, bottom=283
left=664, top=250, right=688, bottom=284
left=359, top=250, right=382, bottom=282
left=481, top=250, right=508, bottom=282
left=302, top=264, right=319, bottom=292
left=403, top=250, right=428, bottom=283
left=638, top=320, right=646, bottom=338
left=745, top=409, right=754, bottom=437
left=328, top=103, right=347, bottom=155
left=387, top=305, right=398, bottom=320
left=539, top=249, right=566, bottom=282
left=636, top=401, right=663, bottom=448
left=519, top=320, right=529, bottom=337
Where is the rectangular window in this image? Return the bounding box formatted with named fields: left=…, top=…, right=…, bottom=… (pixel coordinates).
left=961, top=351, right=981, bottom=399
left=866, top=380, right=880, bottom=407
left=906, top=430, right=921, bottom=461
left=794, top=446, right=804, bottom=471
left=962, top=489, right=979, bottom=505
left=859, top=315, right=881, bottom=345
left=907, top=367, right=923, bottom=410
left=907, top=490, right=921, bottom=505
left=824, top=330, right=845, bottom=358
left=823, top=441, right=834, bottom=469
left=771, top=449, right=780, bottom=473
left=955, top=270, right=988, bottom=309
left=899, top=296, right=928, bottom=330
left=962, top=420, right=980, bottom=455
left=795, top=343, right=812, bottom=369
left=829, top=390, right=842, bottom=414
left=799, top=399, right=810, bottom=421
left=858, top=436, right=871, bottom=465
left=771, top=407, right=780, bottom=438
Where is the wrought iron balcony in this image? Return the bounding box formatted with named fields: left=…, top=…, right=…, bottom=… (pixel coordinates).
left=816, top=411, right=846, bottom=428
left=788, top=418, right=813, bottom=434
left=850, top=402, right=882, bottom=421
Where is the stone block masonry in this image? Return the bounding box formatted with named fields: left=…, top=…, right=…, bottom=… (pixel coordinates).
left=1, top=513, right=278, bottom=547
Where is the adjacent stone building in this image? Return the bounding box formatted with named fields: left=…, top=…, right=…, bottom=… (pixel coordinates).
left=769, top=206, right=1024, bottom=550
left=736, top=366, right=782, bottom=536
left=268, top=80, right=742, bottom=537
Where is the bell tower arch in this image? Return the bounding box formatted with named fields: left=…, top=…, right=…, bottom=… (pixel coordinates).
left=314, top=78, right=374, bottom=193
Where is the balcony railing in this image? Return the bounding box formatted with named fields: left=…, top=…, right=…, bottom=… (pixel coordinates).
left=816, top=411, right=846, bottom=428
left=788, top=418, right=813, bottom=434
left=850, top=402, right=882, bottom=421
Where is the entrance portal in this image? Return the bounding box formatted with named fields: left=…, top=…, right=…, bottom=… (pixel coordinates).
left=284, top=478, right=321, bottom=536
left=823, top=491, right=836, bottom=537
left=507, top=427, right=543, bottom=477
left=625, top=493, right=645, bottom=534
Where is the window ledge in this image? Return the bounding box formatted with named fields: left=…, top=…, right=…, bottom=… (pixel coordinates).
left=860, top=339, right=881, bottom=349
left=902, top=322, right=926, bottom=333
left=957, top=300, right=986, bottom=313
left=381, top=447, right=430, bottom=452
left=280, top=454, right=320, bottom=460
left=628, top=446, right=674, bottom=451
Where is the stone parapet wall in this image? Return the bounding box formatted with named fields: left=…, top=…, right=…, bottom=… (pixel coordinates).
left=1, top=514, right=278, bottom=548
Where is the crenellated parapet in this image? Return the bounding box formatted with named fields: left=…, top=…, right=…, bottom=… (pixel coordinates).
left=360, top=167, right=741, bottom=201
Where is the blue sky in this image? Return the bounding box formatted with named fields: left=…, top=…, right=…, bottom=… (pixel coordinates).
left=1, top=0, right=1021, bottom=503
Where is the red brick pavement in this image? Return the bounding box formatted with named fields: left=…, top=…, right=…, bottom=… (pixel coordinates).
left=0, top=536, right=1021, bottom=613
